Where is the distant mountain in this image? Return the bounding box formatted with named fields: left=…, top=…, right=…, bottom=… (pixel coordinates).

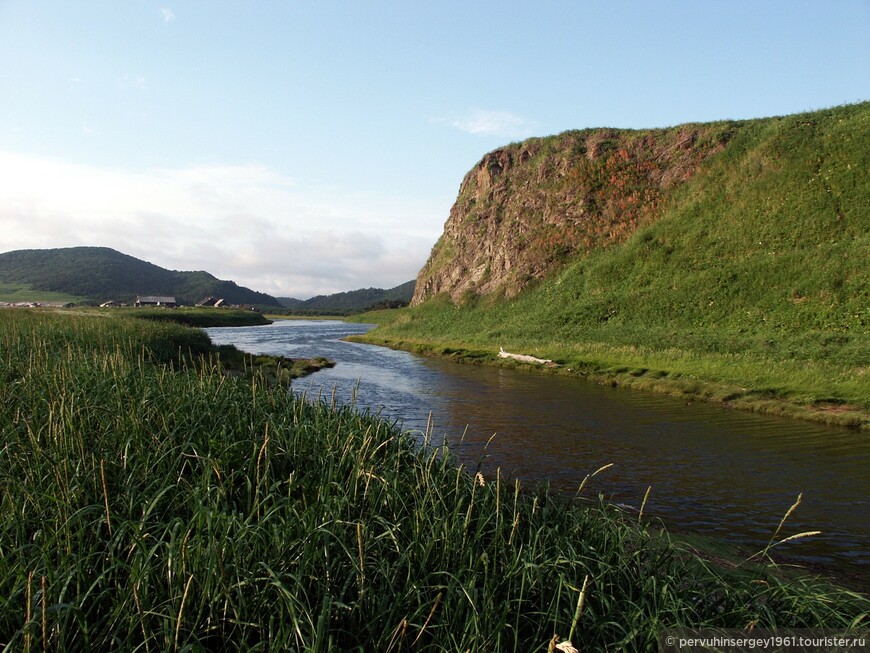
left=0, top=247, right=282, bottom=306
left=278, top=280, right=415, bottom=315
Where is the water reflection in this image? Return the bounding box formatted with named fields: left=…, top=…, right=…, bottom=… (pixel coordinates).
left=207, top=320, right=870, bottom=579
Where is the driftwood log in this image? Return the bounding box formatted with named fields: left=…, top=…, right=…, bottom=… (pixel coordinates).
left=498, top=347, right=555, bottom=366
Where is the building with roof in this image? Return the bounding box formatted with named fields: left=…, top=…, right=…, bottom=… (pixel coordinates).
left=135, top=295, right=177, bottom=308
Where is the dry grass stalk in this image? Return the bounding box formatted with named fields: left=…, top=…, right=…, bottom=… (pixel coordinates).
left=41, top=575, right=46, bottom=653
left=638, top=485, right=652, bottom=523
left=385, top=618, right=409, bottom=653
left=772, top=493, right=803, bottom=543
left=576, top=463, right=613, bottom=496
left=100, top=459, right=112, bottom=535
left=412, top=591, right=443, bottom=646
left=25, top=570, right=32, bottom=653
left=749, top=493, right=822, bottom=561
left=357, top=521, right=366, bottom=594
left=568, top=574, right=590, bottom=644
left=174, top=574, right=195, bottom=652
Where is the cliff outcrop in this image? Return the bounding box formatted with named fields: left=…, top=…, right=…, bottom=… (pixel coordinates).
left=413, top=123, right=740, bottom=305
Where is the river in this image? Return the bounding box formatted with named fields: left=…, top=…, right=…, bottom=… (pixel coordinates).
left=206, top=319, right=870, bottom=582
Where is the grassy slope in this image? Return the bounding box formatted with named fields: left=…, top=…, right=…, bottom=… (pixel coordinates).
left=355, top=103, right=870, bottom=428
left=0, top=281, right=87, bottom=304
left=1, top=310, right=867, bottom=651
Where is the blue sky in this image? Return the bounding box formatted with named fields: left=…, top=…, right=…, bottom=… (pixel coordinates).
left=1, top=1, right=867, bottom=298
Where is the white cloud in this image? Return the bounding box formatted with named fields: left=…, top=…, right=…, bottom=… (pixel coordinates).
left=117, top=74, right=148, bottom=91
left=161, top=8, right=176, bottom=22
left=435, top=109, right=539, bottom=139
left=0, top=152, right=436, bottom=298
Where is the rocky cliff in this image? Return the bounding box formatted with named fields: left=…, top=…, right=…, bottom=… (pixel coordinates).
left=413, top=123, right=741, bottom=305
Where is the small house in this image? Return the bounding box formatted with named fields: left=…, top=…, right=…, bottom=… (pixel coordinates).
left=135, top=295, right=177, bottom=308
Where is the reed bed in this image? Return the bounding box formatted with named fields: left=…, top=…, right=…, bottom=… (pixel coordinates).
left=1, top=310, right=867, bottom=651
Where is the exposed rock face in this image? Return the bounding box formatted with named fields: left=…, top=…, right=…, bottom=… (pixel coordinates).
left=412, top=124, right=738, bottom=305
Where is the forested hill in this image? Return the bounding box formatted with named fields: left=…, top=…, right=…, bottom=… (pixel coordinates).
left=278, top=280, right=415, bottom=315
left=0, top=247, right=281, bottom=306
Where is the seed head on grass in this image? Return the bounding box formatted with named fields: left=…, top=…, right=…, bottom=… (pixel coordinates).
left=749, top=492, right=822, bottom=562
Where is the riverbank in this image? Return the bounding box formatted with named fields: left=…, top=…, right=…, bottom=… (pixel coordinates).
left=118, top=307, right=334, bottom=383
left=114, top=305, right=274, bottom=327
left=10, top=305, right=332, bottom=384
left=263, top=313, right=350, bottom=321
left=348, top=306, right=870, bottom=431
left=2, top=309, right=867, bottom=650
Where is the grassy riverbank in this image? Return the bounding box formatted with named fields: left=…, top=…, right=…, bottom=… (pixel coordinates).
left=112, top=306, right=274, bottom=328
left=116, top=307, right=338, bottom=383
left=1, top=310, right=868, bottom=650
left=349, top=300, right=870, bottom=430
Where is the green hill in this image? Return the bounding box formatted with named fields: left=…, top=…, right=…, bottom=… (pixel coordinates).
left=277, top=280, right=415, bottom=315
left=0, top=247, right=282, bottom=306
left=358, top=102, right=870, bottom=427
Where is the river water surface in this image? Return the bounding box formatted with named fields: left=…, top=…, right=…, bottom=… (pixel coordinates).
left=207, top=320, right=870, bottom=581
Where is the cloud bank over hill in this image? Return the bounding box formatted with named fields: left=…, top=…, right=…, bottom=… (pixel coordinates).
left=2, top=3, right=866, bottom=300
left=0, top=152, right=435, bottom=298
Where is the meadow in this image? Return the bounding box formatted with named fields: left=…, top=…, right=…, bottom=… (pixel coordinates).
left=0, top=282, right=83, bottom=305
left=1, top=309, right=868, bottom=651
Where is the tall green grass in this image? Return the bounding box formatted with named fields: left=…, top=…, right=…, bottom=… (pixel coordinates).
left=1, top=310, right=867, bottom=651
left=123, top=306, right=273, bottom=328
